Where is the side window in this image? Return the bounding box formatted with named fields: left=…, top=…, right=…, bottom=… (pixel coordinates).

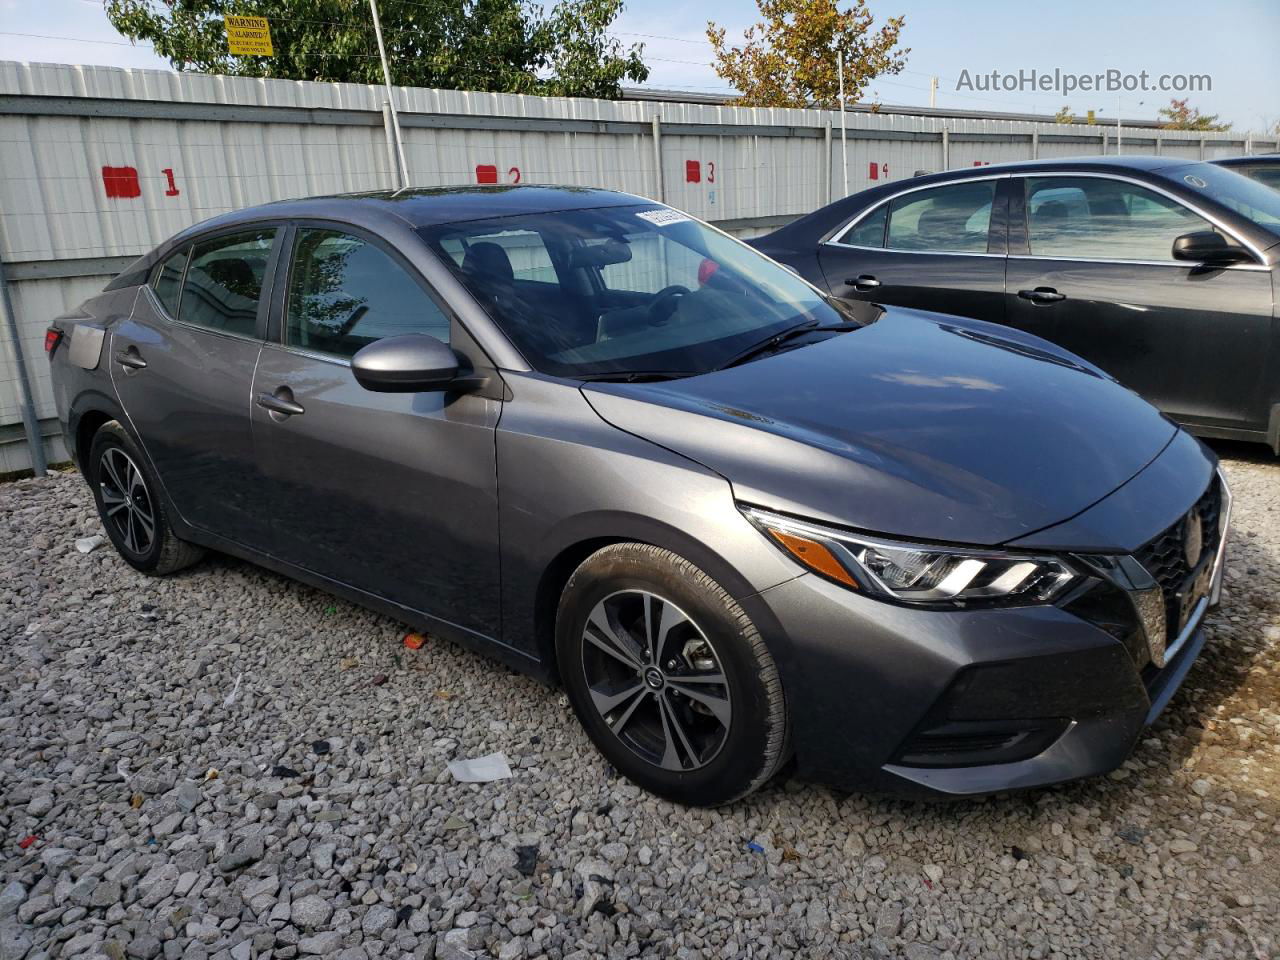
left=441, top=229, right=556, bottom=283
left=286, top=228, right=450, bottom=359
left=841, top=205, right=887, bottom=248
left=150, top=248, right=189, bottom=318
left=1025, top=177, right=1209, bottom=261
left=886, top=182, right=996, bottom=253
left=178, top=230, right=276, bottom=337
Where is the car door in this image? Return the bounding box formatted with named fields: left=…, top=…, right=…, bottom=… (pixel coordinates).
left=817, top=177, right=1007, bottom=323
left=1005, top=174, right=1276, bottom=430
left=250, top=224, right=503, bottom=638
left=110, top=226, right=279, bottom=546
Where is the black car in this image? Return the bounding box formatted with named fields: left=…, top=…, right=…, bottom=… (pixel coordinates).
left=752, top=156, right=1280, bottom=452
left=1213, top=154, right=1280, bottom=191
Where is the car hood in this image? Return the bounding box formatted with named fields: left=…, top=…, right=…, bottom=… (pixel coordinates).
left=582, top=309, right=1177, bottom=546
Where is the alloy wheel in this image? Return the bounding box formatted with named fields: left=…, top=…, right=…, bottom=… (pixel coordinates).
left=98, top=447, right=155, bottom=556
left=580, top=590, right=732, bottom=771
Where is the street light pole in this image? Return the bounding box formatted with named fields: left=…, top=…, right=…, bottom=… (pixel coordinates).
left=369, top=0, right=410, bottom=188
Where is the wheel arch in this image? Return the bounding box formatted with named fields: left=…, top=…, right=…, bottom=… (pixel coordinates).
left=526, top=511, right=782, bottom=684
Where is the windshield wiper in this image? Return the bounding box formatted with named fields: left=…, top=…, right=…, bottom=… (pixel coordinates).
left=577, top=370, right=696, bottom=383
left=713, top=320, right=853, bottom=371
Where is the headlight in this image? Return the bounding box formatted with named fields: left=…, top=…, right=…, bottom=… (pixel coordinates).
left=742, top=506, right=1079, bottom=606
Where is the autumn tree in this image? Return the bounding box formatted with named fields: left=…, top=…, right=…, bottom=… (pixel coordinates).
left=1158, top=97, right=1230, bottom=131
left=1053, top=105, right=1073, bottom=124
left=707, top=0, right=907, bottom=108
left=105, top=0, right=648, bottom=99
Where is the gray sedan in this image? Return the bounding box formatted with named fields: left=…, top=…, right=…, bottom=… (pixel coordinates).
left=48, top=186, right=1227, bottom=805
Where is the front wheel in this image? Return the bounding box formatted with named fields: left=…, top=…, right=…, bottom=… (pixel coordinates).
left=88, top=421, right=204, bottom=575
left=556, top=543, right=789, bottom=806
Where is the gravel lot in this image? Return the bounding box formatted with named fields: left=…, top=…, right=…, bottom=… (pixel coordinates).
left=2, top=447, right=1277, bottom=960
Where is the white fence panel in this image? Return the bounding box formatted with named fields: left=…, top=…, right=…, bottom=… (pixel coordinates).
left=0, top=60, right=1275, bottom=471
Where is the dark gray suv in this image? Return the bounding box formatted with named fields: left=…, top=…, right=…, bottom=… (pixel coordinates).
left=47, top=186, right=1229, bottom=805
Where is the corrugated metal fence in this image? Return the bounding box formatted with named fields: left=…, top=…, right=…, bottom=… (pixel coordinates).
left=1, top=60, right=1276, bottom=471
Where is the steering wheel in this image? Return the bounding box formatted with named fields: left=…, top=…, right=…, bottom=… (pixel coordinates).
left=647, top=285, right=692, bottom=326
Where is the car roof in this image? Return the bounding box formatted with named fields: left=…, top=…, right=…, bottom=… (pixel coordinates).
left=198, top=184, right=649, bottom=233
left=1212, top=154, right=1280, bottom=166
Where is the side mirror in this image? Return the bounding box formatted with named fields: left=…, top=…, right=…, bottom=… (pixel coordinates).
left=1171, top=230, right=1252, bottom=265
left=352, top=334, right=462, bottom=393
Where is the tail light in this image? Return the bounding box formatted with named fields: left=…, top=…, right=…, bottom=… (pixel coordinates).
left=44, top=327, right=63, bottom=355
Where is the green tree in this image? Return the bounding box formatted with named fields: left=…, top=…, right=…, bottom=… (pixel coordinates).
left=706, top=0, right=908, bottom=109
left=105, top=0, right=648, bottom=98
left=1157, top=97, right=1230, bottom=131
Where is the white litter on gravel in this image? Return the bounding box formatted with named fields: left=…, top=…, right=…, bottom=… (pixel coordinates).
left=448, top=752, right=514, bottom=783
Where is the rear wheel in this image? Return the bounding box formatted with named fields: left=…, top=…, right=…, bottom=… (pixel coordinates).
left=556, top=543, right=788, bottom=806
left=88, top=421, right=203, bottom=575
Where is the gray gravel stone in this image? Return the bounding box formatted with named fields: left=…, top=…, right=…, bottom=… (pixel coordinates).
left=291, top=895, right=334, bottom=930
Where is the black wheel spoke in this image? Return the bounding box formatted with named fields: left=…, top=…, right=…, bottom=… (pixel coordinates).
left=657, top=694, right=700, bottom=770
left=644, top=594, right=690, bottom=665
left=589, top=680, right=646, bottom=719
left=585, top=604, right=644, bottom=670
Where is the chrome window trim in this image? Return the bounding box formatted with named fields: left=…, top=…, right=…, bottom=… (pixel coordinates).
left=259, top=339, right=353, bottom=368
left=823, top=243, right=1005, bottom=259
left=1006, top=254, right=1270, bottom=271
left=824, top=172, right=1012, bottom=249
left=1016, top=171, right=1266, bottom=263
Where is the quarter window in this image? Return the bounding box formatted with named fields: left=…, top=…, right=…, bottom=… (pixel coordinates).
left=178, top=230, right=276, bottom=337
left=841, top=205, right=888, bottom=248
left=886, top=182, right=996, bottom=253
left=150, top=248, right=188, bottom=318
left=1024, top=177, right=1210, bottom=261
left=286, top=229, right=450, bottom=359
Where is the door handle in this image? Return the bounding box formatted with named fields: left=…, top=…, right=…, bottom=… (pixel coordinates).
left=847, top=275, right=881, bottom=291
left=256, top=390, right=305, bottom=418
left=1018, top=287, right=1066, bottom=304
left=114, top=348, right=147, bottom=370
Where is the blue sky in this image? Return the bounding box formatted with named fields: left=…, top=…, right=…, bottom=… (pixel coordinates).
left=2, top=0, right=1276, bottom=131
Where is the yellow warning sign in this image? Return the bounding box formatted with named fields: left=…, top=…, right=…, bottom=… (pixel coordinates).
left=224, top=15, right=274, bottom=56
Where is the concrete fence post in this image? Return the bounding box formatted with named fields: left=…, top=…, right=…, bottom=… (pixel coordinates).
left=651, top=116, right=665, bottom=203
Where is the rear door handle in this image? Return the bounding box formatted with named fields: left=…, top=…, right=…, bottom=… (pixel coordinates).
left=1018, top=287, right=1066, bottom=304
left=256, top=389, right=305, bottom=418
left=114, top=348, right=147, bottom=370
left=847, top=275, right=881, bottom=291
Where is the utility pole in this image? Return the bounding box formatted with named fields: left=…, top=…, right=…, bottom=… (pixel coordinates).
left=837, top=50, right=848, bottom=197
left=929, top=76, right=938, bottom=109
left=369, top=0, right=410, bottom=188
left=1116, top=95, right=1122, bottom=154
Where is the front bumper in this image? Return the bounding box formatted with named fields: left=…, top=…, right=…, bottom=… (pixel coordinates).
left=741, top=464, right=1227, bottom=798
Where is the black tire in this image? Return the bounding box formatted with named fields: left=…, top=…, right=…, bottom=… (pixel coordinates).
left=556, top=543, right=789, bottom=806
left=87, top=420, right=204, bottom=575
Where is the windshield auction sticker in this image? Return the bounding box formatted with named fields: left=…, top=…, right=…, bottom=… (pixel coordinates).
left=636, top=209, right=691, bottom=227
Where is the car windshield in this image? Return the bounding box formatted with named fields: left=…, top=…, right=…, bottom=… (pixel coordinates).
left=1161, top=162, right=1280, bottom=234
left=420, top=204, right=861, bottom=378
